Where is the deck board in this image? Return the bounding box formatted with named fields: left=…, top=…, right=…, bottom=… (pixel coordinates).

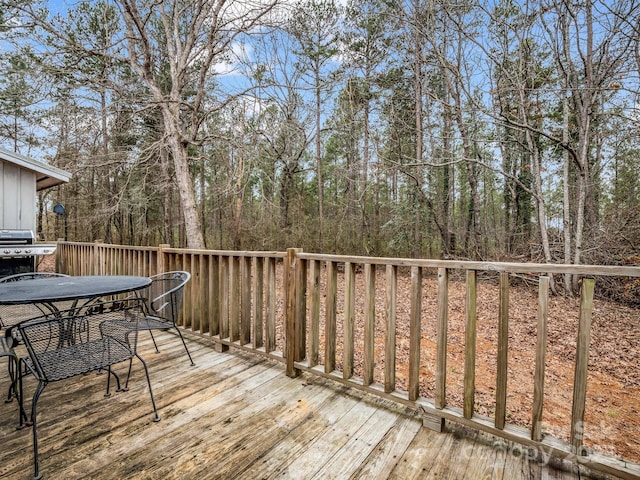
left=0, top=332, right=617, bottom=480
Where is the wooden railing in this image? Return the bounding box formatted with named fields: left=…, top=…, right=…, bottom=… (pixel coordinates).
left=54, top=241, right=640, bottom=480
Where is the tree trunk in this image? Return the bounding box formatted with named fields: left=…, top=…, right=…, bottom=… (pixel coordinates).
left=162, top=108, right=205, bottom=249
left=315, top=67, right=324, bottom=250
left=562, top=92, right=573, bottom=294
left=413, top=3, right=424, bottom=259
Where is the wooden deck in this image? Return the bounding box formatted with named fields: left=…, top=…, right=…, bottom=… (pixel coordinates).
left=0, top=332, right=617, bottom=480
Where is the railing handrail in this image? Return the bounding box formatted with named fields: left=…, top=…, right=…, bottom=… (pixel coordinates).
left=298, top=251, right=640, bottom=277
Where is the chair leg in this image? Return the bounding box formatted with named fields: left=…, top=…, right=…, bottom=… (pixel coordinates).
left=5, top=355, right=16, bottom=403
left=124, top=358, right=134, bottom=391
left=149, top=330, right=160, bottom=353
left=104, top=366, right=123, bottom=397
left=17, top=359, right=30, bottom=429
left=174, top=327, right=195, bottom=366
left=31, top=381, right=47, bottom=480
left=134, top=353, right=160, bottom=422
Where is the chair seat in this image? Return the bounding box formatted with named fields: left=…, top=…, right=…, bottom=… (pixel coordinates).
left=137, top=316, right=173, bottom=331
left=30, top=338, right=132, bottom=382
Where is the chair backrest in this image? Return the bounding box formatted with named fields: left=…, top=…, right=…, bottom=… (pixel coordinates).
left=0, top=274, right=69, bottom=329
left=16, top=299, right=144, bottom=383
left=145, top=271, right=190, bottom=324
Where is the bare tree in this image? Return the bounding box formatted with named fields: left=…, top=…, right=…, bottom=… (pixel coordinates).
left=13, top=0, right=278, bottom=248
left=288, top=0, right=341, bottom=251
left=540, top=0, right=638, bottom=288
left=116, top=0, right=278, bottom=248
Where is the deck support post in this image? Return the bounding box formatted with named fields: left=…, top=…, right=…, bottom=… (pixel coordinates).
left=421, top=410, right=445, bottom=433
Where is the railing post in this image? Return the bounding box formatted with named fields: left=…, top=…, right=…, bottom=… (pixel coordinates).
left=157, top=244, right=169, bottom=274
left=286, top=248, right=304, bottom=378
left=55, top=239, right=64, bottom=273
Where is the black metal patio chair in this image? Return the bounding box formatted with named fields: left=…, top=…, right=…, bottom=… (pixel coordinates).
left=12, top=298, right=160, bottom=480
left=135, top=271, right=194, bottom=367
left=0, top=273, right=69, bottom=403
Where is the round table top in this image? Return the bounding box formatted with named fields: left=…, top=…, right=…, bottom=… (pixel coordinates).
left=0, top=275, right=152, bottom=304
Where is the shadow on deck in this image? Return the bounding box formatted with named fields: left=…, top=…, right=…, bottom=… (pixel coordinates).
left=0, top=332, right=620, bottom=480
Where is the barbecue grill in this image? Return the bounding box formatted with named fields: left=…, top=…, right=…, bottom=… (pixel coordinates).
left=0, top=229, right=56, bottom=277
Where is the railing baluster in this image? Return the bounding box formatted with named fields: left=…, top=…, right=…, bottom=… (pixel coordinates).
left=436, top=267, right=449, bottom=410
left=532, top=275, right=550, bottom=441
left=571, top=277, right=595, bottom=454
left=197, top=254, right=206, bottom=333
left=230, top=256, right=240, bottom=342
left=266, top=257, right=276, bottom=353
left=409, top=266, right=422, bottom=402
left=343, top=262, right=355, bottom=380
left=464, top=270, right=477, bottom=419
left=241, top=256, right=251, bottom=345
left=495, top=272, right=509, bottom=430
left=185, top=254, right=193, bottom=329
left=384, top=264, right=397, bottom=394
left=219, top=256, right=230, bottom=342
left=209, top=255, right=219, bottom=338
left=309, top=260, right=321, bottom=367
left=325, top=261, right=337, bottom=374
left=363, top=264, right=375, bottom=386
left=295, top=256, right=307, bottom=363
left=253, top=257, right=264, bottom=349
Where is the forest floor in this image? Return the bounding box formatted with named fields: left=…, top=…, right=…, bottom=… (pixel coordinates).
left=39, top=254, right=640, bottom=464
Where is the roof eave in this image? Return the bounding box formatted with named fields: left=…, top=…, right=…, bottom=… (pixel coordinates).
left=0, top=147, right=72, bottom=190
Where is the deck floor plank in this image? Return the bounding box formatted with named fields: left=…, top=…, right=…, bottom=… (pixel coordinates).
left=56, top=357, right=281, bottom=479
left=0, top=332, right=613, bottom=480
left=269, top=389, right=381, bottom=479
left=387, top=423, right=453, bottom=480
left=347, top=414, right=423, bottom=480
left=308, top=401, right=401, bottom=479
left=233, top=383, right=358, bottom=479
left=99, top=375, right=307, bottom=479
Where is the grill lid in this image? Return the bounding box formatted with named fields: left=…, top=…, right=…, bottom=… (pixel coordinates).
left=0, top=229, right=34, bottom=243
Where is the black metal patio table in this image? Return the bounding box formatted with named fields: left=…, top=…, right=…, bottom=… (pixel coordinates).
left=0, top=275, right=152, bottom=309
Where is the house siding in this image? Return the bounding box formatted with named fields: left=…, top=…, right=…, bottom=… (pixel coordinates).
left=0, top=159, right=36, bottom=232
